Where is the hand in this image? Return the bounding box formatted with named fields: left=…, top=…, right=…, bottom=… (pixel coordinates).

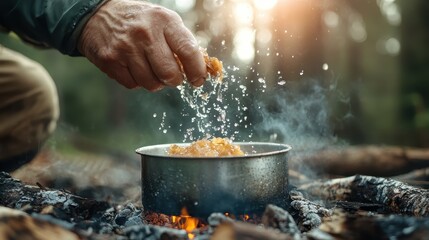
left=78, top=0, right=207, bottom=91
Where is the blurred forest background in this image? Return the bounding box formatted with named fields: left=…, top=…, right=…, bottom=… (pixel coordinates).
left=1, top=0, right=429, bottom=157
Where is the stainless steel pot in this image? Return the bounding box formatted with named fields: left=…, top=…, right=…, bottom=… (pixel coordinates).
left=136, top=142, right=291, bottom=218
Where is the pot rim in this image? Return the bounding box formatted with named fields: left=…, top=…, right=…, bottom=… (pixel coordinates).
left=135, top=142, right=292, bottom=159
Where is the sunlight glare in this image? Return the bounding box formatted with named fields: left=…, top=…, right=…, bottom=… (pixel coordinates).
left=323, top=11, right=339, bottom=28
left=256, top=28, right=272, bottom=45
left=233, top=28, right=255, bottom=63
left=175, top=0, right=195, bottom=12
left=234, top=2, right=254, bottom=25
left=349, top=17, right=367, bottom=43
left=385, top=37, right=400, bottom=55
left=253, top=0, right=278, bottom=11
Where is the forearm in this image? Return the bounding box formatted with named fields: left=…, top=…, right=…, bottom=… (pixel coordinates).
left=0, top=0, right=106, bottom=56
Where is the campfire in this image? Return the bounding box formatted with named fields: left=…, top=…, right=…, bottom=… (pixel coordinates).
left=1, top=145, right=429, bottom=239
left=170, top=208, right=201, bottom=239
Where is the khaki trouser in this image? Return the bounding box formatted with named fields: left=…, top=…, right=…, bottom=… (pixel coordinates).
left=0, top=45, right=59, bottom=162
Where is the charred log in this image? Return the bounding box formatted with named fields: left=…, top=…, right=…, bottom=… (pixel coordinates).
left=124, top=224, right=187, bottom=240
left=288, top=190, right=332, bottom=232
left=0, top=172, right=110, bottom=222
left=262, top=204, right=301, bottom=238
left=0, top=172, right=147, bottom=237
left=327, top=201, right=383, bottom=213
left=207, top=213, right=234, bottom=228
left=211, top=221, right=296, bottom=240
left=300, top=175, right=429, bottom=217
left=291, top=146, right=429, bottom=177
left=314, top=211, right=429, bottom=240
left=0, top=206, right=81, bottom=240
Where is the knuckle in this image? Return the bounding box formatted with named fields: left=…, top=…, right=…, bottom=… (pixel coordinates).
left=99, top=49, right=118, bottom=65
left=130, top=25, right=152, bottom=42
left=159, top=68, right=182, bottom=86
left=153, top=6, right=181, bottom=22
left=176, top=40, right=199, bottom=59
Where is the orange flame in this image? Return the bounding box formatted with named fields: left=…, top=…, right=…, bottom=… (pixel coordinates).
left=171, top=208, right=199, bottom=239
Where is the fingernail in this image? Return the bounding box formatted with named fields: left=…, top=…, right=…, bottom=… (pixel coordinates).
left=191, top=77, right=205, bottom=87
left=190, top=75, right=206, bottom=83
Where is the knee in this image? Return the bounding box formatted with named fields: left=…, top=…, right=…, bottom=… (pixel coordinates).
left=0, top=48, right=59, bottom=160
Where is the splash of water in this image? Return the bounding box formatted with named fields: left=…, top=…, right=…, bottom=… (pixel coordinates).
left=176, top=67, right=250, bottom=142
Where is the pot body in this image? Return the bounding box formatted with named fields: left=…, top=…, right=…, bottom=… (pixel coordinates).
left=136, top=142, right=291, bottom=218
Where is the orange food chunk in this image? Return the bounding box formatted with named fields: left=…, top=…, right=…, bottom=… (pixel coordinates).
left=203, top=52, right=223, bottom=82
left=168, top=138, right=244, bottom=157
left=175, top=49, right=224, bottom=82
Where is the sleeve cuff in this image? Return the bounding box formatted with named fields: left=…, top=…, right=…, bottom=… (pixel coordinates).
left=62, top=0, right=110, bottom=56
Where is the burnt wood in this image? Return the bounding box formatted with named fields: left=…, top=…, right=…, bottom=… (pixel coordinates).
left=211, top=221, right=296, bottom=240
left=288, top=190, right=332, bottom=232
left=300, top=175, right=429, bottom=217
left=0, top=172, right=110, bottom=221
left=262, top=204, right=300, bottom=237
left=291, top=146, right=429, bottom=177
left=315, top=211, right=429, bottom=240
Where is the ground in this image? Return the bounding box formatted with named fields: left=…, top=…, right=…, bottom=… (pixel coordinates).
left=11, top=147, right=142, bottom=207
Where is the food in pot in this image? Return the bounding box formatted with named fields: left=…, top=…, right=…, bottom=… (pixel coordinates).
left=168, top=137, right=244, bottom=157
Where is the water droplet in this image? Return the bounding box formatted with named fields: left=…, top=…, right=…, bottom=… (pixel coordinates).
left=322, top=63, right=329, bottom=70
left=153, top=113, right=157, bottom=118
left=300, top=70, right=304, bottom=76
left=278, top=80, right=286, bottom=85
left=163, top=129, right=167, bottom=134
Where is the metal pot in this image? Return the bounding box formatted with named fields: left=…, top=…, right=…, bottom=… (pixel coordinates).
left=136, top=142, right=291, bottom=218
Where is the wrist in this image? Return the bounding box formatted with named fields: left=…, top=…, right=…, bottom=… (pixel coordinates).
left=76, top=0, right=112, bottom=56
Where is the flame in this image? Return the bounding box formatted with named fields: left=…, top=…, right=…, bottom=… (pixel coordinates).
left=171, top=208, right=199, bottom=239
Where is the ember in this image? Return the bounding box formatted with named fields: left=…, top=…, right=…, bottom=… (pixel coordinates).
left=171, top=208, right=201, bottom=239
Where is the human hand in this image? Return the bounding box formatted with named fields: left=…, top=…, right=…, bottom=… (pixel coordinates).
left=78, top=0, right=207, bottom=91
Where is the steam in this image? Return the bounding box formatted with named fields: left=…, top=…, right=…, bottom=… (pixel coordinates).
left=252, top=79, right=340, bottom=151
left=249, top=78, right=351, bottom=180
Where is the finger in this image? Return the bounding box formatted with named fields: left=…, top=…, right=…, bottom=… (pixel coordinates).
left=104, top=64, right=138, bottom=89
left=164, top=22, right=207, bottom=86
left=144, top=39, right=184, bottom=87
left=127, top=55, right=165, bottom=92
left=191, top=77, right=205, bottom=87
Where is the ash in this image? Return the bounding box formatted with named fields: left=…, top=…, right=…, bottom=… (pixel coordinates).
left=38, top=191, right=78, bottom=210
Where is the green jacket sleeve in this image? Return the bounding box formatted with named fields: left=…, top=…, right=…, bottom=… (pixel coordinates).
left=0, top=0, right=106, bottom=56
